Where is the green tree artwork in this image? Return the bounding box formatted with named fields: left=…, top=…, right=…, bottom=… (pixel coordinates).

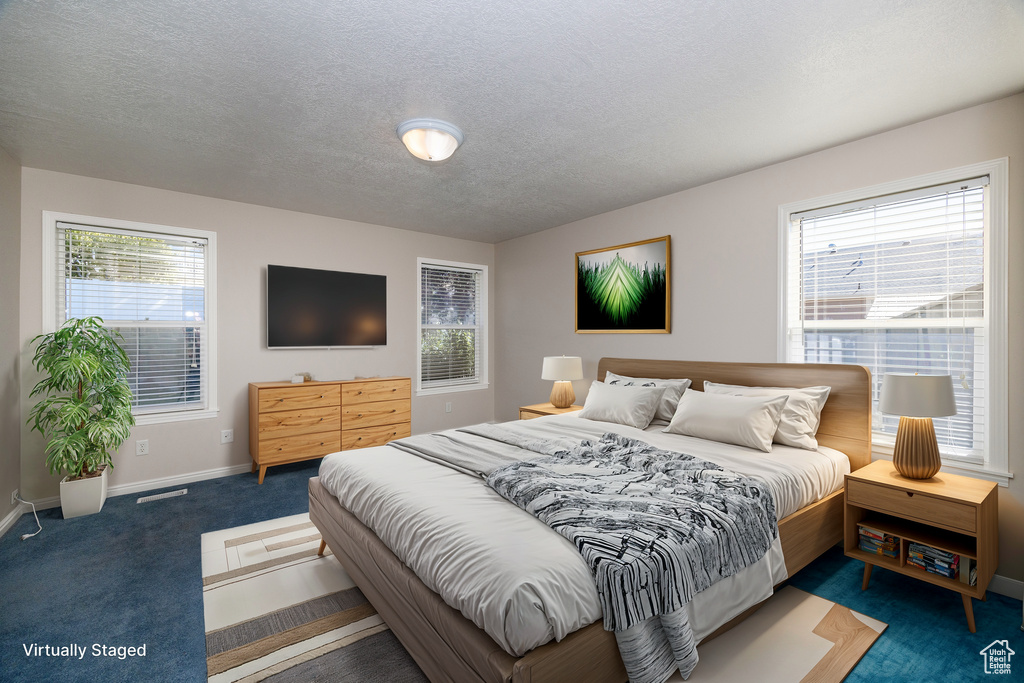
left=576, top=236, right=670, bottom=332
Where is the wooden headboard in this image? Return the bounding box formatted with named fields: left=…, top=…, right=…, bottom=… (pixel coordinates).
left=597, top=358, right=872, bottom=471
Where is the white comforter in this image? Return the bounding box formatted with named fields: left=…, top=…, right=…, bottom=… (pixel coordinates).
left=317, top=413, right=849, bottom=657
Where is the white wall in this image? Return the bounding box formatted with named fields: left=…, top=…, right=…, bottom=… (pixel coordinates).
left=0, top=146, right=21, bottom=522
left=494, top=93, right=1024, bottom=583
left=10, top=94, right=1023, bottom=585
left=18, top=169, right=495, bottom=501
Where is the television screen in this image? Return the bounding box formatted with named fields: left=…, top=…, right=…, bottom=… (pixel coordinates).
left=267, top=265, right=387, bottom=347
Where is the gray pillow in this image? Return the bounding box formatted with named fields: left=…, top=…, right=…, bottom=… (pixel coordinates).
left=578, top=381, right=666, bottom=429
left=603, top=371, right=692, bottom=423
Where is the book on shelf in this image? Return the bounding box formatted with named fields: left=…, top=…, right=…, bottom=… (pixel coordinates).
left=858, top=525, right=899, bottom=557
left=960, top=558, right=978, bottom=586
left=859, top=537, right=898, bottom=557
left=908, top=557, right=958, bottom=579
left=858, top=524, right=898, bottom=540
left=908, top=541, right=956, bottom=561
left=907, top=541, right=970, bottom=581
left=907, top=550, right=958, bottom=564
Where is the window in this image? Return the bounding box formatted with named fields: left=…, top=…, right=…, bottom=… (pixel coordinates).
left=780, top=160, right=1008, bottom=482
left=417, top=258, right=487, bottom=394
left=43, top=212, right=218, bottom=424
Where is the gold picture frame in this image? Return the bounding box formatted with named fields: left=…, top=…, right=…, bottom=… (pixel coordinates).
left=575, top=235, right=670, bottom=334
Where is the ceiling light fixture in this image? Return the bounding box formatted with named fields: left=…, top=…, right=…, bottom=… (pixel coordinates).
left=397, top=118, right=464, bottom=161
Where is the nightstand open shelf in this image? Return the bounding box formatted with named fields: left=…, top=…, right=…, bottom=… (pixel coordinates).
left=851, top=512, right=978, bottom=560
left=845, top=513, right=980, bottom=597
left=844, top=460, right=998, bottom=632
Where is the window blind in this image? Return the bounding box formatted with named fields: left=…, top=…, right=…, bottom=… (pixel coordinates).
left=786, top=180, right=988, bottom=462
left=419, top=263, right=485, bottom=391
left=56, top=222, right=209, bottom=414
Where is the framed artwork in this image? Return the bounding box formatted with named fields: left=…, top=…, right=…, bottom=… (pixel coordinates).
left=575, top=235, right=670, bottom=333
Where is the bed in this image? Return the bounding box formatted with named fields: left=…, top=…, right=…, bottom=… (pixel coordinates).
left=308, top=358, right=872, bottom=683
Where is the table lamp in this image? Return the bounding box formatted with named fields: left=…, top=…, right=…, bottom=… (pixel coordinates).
left=879, top=373, right=957, bottom=479
left=541, top=356, right=584, bottom=409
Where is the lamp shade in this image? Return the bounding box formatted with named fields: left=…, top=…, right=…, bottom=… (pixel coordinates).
left=397, top=118, right=464, bottom=161
left=541, top=356, right=583, bottom=381
left=879, top=374, right=957, bottom=418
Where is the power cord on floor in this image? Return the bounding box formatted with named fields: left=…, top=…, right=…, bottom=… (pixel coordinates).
left=14, top=494, right=42, bottom=540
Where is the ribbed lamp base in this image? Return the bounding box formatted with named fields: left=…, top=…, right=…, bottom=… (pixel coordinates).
left=892, top=416, right=942, bottom=480
left=549, top=381, right=576, bottom=409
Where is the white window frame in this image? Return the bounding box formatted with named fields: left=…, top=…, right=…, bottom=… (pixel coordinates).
left=416, top=257, right=489, bottom=396
left=777, top=159, right=1009, bottom=485
left=42, top=211, right=219, bottom=425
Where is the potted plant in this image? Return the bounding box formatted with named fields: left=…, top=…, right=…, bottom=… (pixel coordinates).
left=28, top=317, right=135, bottom=518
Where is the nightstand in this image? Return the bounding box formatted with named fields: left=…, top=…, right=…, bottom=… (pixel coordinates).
left=519, top=402, right=583, bottom=420
left=844, top=459, right=998, bottom=632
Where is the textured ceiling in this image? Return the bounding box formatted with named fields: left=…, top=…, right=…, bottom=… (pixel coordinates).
left=0, top=1, right=1022, bottom=243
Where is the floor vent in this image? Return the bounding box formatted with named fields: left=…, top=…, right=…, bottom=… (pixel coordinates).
left=137, top=489, right=188, bottom=504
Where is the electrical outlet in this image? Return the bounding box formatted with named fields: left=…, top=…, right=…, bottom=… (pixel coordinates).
left=136, top=439, right=149, bottom=456
left=220, top=429, right=234, bottom=444
left=11, top=489, right=18, bottom=506
left=445, top=402, right=452, bottom=413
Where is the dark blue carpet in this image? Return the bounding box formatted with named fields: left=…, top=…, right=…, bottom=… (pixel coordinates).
left=787, top=544, right=1023, bottom=682
left=0, top=460, right=319, bottom=683
left=1, top=461, right=1021, bottom=682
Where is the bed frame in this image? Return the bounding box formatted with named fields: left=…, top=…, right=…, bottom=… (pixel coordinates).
left=309, top=358, right=871, bottom=683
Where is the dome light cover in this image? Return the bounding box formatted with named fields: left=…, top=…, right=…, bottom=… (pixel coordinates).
left=397, top=118, right=464, bottom=161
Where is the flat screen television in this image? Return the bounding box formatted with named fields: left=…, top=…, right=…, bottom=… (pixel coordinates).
left=267, top=264, right=387, bottom=348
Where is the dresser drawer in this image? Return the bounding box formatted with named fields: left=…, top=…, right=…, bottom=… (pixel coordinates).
left=342, top=378, right=411, bottom=405
left=846, top=479, right=976, bottom=532
left=341, top=422, right=411, bottom=450
left=342, top=399, right=411, bottom=429
left=259, top=384, right=341, bottom=413
left=258, top=432, right=341, bottom=464
left=258, top=406, right=341, bottom=439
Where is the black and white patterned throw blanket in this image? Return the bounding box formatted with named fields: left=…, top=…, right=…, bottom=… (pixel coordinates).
left=483, top=430, right=778, bottom=683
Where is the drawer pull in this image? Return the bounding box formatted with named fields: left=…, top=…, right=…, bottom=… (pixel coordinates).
left=319, top=418, right=323, bottom=422
left=392, top=388, right=396, bottom=392
left=357, top=413, right=363, bottom=418
left=906, top=492, right=914, bottom=497
left=357, top=391, right=363, bottom=395
left=278, top=398, right=284, bottom=402
left=391, top=409, right=396, bottom=413
left=357, top=437, right=362, bottom=441
left=320, top=395, right=324, bottom=399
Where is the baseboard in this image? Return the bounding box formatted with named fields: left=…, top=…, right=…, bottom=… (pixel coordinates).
left=16, top=463, right=256, bottom=512
left=989, top=573, right=1024, bottom=601
left=108, top=463, right=255, bottom=498
left=0, top=503, right=27, bottom=538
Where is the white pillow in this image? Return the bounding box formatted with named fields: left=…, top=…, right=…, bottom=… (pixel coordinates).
left=578, top=381, right=666, bottom=429
left=603, top=371, right=692, bottom=423
left=663, top=391, right=789, bottom=452
left=703, top=381, right=831, bottom=450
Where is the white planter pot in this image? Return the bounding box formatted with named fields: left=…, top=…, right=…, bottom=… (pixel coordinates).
left=59, top=467, right=109, bottom=519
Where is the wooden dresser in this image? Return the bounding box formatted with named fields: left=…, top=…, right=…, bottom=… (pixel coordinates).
left=248, top=377, right=411, bottom=483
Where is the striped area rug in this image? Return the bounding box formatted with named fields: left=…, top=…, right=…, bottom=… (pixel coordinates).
left=203, top=515, right=885, bottom=683
left=201, top=514, right=427, bottom=682
left=677, top=586, right=886, bottom=683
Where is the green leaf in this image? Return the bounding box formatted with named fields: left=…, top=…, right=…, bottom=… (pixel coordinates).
left=28, top=317, right=134, bottom=478
left=587, top=255, right=644, bottom=324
